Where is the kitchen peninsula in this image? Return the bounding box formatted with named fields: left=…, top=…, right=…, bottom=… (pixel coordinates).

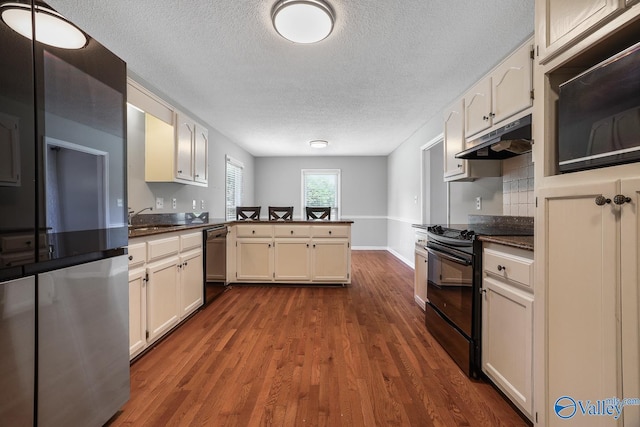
left=227, top=219, right=353, bottom=285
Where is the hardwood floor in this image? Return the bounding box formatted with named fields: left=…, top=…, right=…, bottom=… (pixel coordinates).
left=110, top=251, right=528, bottom=426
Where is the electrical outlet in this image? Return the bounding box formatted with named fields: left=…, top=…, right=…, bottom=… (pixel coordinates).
left=155, top=197, right=164, bottom=209
left=201, top=200, right=205, bottom=210
left=172, top=198, right=177, bottom=209
left=192, top=199, right=196, bottom=210
left=475, top=197, right=482, bottom=210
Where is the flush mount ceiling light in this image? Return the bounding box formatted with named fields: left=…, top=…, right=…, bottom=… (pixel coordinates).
left=272, top=0, right=334, bottom=44
left=309, top=139, right=329, bottom=148
left=0, top=2, right=87, bottom=49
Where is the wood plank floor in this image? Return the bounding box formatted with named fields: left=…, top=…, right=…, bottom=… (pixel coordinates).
left=109, top=251, right=529, bottom=426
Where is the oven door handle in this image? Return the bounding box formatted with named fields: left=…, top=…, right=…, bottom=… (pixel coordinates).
left=426, top=247, right=472, bottom=266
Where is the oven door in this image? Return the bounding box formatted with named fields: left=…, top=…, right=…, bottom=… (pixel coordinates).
left=426, top=241, right=473, bottom=337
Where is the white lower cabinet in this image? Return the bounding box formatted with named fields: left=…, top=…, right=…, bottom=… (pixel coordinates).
left=236, top=239, right=273, bottom=281
left=228, top=223, right=351, bottom=284
left=311, top=240, right=350, bottom=282
left=413, top=246, right=427, bottom=310
left=481, top=243, right=534, bottom=420
left=128, top=267, right=147, bottom=359
left=180, top=250, right=204, bottom=316
left=128, top=229, right=204, bottom=359
left=146, top=255, right=181, bottom=344
left=274, top=239, right=310, bottom=281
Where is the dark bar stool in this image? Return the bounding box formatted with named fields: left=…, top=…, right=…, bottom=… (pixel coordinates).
left=305, top=207, right=331, bottom=220
left=236, top=206, right=261, bottom=220
left=268, top=206, right=293, bottom=221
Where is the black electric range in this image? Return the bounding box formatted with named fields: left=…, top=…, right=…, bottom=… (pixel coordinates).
left=418, top=217, right=533, bottom=378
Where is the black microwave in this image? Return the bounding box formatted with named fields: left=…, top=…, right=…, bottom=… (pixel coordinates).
left=558, top=41, right=640, bottom=173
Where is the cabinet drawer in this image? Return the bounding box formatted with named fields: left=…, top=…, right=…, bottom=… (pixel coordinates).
left=483, top=245, right=533, bottom=289
left=274, top=225, right=310, bottom=237
left=310, top=225, right=350, bottom=238
left=236, top=224, right=273, bottom=238
left=147, top=236, right=180, bottom=262
left=1, top=233, right=47, bottom=252
left=180, top=231, right=203, bottom=251
left=127, top=242, right=146, bottom=267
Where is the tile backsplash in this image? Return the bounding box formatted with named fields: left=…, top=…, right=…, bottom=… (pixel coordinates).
left=502, top=152, right=534, bottom=216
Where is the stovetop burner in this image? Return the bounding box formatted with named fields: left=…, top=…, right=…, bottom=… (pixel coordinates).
left=426, top=222, right=534, bottom=247
left=426, top=225, right=475, bottom=246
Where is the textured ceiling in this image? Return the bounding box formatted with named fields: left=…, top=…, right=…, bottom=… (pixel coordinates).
left=46, top=0, right=534, bottom=157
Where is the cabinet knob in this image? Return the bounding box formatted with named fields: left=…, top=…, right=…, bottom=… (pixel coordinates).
left=497, top=265, right=506, bottom=272
left=195, top=174, right=199, bottom=178
left=184, top=261, right=188, bottom=266
left=178, top=170, right=183, bottom=174
left=595, top=195, right=611, bottom=206
left=290, top=230, right=294, bottom=234
left=613, top=194, right=632, bottom=205
left=328, top=230, right=332, bottom=235
left=489, top=112, right=495, bottom=118
left=482, top=115, right=489, bottom=121
left=479, top=288, right=486, bottom=294
left=252, top=230, right=255, bottom=234
left=128, top=255, right=133, bottom=261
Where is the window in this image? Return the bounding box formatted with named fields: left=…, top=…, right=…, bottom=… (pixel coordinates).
left=225, top=156, right=244, bottom=220
left=301, top=169, right=341, bottom=219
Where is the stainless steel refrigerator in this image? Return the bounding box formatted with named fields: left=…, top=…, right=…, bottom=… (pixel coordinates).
left=0, top=1, right=130, bottom=425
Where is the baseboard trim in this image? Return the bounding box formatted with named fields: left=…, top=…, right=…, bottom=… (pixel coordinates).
left=351, top=246, right=388, bottom=251
left=386, top=247, right=414, bottom=268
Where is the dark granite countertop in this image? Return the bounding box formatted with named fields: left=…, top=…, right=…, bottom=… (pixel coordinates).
left=478, top=235, right=534, bottom=251
left=128, top=214, right=353, bottom=239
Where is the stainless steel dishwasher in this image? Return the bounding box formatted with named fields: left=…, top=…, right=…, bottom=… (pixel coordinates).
left=203, top=225, right=228, bottom=304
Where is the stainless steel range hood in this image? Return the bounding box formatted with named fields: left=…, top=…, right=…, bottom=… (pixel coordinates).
left=455, top=114, right=532, bottom=160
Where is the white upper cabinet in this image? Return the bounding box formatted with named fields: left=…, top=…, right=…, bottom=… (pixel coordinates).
left=0, top=112, right=20, bottom=186
left=464, top=39, right=533, bottom=140
left=194, top=126, right=208, bottom=185
left=491, top=43, right=534, bottom=124
left=464, top=78, right=492, bottom=138
left=536, top=0, right=624, bottom=63
left=127, top=79, right=208, bottom=187
left=443, top=99, right=466, bottom=180
left=175, top=113, right=196, bottom=182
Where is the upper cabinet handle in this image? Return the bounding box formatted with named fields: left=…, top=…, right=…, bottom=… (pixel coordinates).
left=613, top=195, right=632, bottom=205
left=595, top=195, right=611, bottom=206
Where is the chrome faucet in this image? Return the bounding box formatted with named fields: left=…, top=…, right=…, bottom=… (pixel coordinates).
left=128, top=206, right=153, bottom=225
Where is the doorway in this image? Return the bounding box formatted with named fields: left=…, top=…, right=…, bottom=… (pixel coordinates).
left=421, top=136, right=448, bottom=225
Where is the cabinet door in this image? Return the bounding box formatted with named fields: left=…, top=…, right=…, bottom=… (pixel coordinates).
left=537, top=0, right=622, bottom=62
left=236, top=239, right=273, bottom=281
left=175, top=113, right=195, bottom=181
left=146, top=256, right=180, bottom=343
left=540, top=181, right=619, bottom=426
left=414, top=250, right=427, bottom=310
left=312, top=239, right=350, bottom=282
left=482, top=276, right=533, bottom=418
left=0, top=113, right=20, bottom=186
left=464, top=77, right=492, bottom=138
left=194, top=125, right=208, bottom=185
left=128, top=267, right=146, bottom=359
left=180, top=250, right=203, bottom=317
left=443, top=100, right=465, bottom=179
left=621, top=178, right=640, bottom=425
left=491, top=43, right=533, bottom=124
left=274, top=239, right=310, bottom=281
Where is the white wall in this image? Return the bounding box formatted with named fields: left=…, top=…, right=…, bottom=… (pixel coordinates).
left=126, top=74, right=254, bottom=220
left=255, top=156, right=387, bottom=248
left=387, top=113, right=504, bottom=266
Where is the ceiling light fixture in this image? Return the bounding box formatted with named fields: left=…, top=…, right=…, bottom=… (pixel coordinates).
left=0, top=2, right=87, bottom=49
left=272, top=0, right=334, bottom=44
left=309, top=139, right=328, bottom=148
